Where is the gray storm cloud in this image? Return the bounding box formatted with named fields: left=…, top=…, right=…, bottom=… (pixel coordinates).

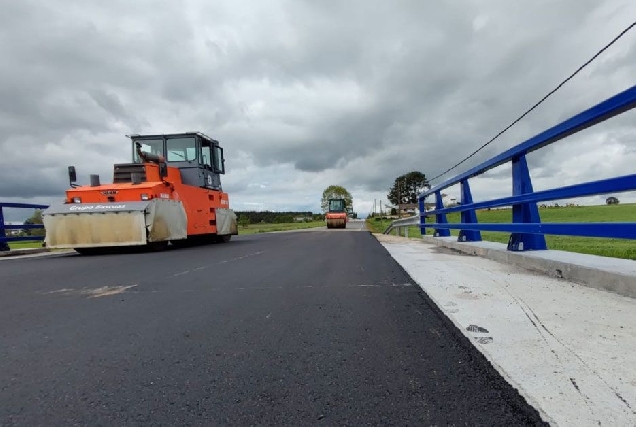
left=1, top=0, right=636, bottom=220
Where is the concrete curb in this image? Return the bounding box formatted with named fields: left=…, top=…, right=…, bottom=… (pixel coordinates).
left=374, top=232, right=636, bottom=299
left=0, top=248, right=50, bottom=258
left=413, top=235, right=636, bottom=299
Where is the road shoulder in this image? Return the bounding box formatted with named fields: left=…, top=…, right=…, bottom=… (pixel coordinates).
left=374, top=233, right=636, bottom=427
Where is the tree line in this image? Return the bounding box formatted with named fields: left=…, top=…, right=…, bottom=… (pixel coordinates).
left=236, top=211, right=325, bottom=226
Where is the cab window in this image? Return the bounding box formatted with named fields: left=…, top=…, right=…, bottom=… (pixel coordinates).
left=166, top=137, right=197, bottom=162
left=133, top=139, right=163, bottom=162
left=202, top=145, right=212, bottom=168
left=213, top=146, right=224, bottom=173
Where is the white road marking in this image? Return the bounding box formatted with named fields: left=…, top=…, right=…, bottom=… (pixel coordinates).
left=170, top=251, right=266, bottom=277
left=172, top=270, right=190, bottom=277
left=44, top=285, right=138, bottom=298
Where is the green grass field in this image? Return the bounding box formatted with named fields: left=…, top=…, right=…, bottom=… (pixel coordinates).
left=237, top=221, right=326, bottom=235
left=367, top=203, right=636, bottom=260
left=7, top=240, right=45, bottom=250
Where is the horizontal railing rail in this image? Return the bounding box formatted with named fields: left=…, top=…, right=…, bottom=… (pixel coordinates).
left=383, top=215, right=419, bottom=237
left=417, top=84, right=636, bottom=251
left=0, top=202, right=49, bottom=251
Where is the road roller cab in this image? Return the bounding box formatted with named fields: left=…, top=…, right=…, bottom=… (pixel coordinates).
left=43, top=132, right=238, bottom=253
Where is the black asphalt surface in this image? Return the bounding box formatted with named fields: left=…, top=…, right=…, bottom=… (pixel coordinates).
left=0, top=222, right=547, bottom=426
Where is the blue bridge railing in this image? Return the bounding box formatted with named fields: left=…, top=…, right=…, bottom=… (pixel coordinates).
left=419, top=84, right=636, bottom=251
left=0, top=202, right=49, bottom=252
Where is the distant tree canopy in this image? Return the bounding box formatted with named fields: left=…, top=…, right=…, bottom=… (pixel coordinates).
left=387, top=171, right=429, bottom=206
left=321, top=185, right=353, bottom=213
left=23, top=209, right=45, bottom=236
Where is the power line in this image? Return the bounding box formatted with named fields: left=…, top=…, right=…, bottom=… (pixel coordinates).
left=429, top=20, right=636, bottom=183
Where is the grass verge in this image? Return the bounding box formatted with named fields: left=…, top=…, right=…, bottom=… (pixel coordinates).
left=237, top=221, right=325, bottom=235
left=7, top=241, right=45, bottom=250
left=367, top=203, right=636, bottom=260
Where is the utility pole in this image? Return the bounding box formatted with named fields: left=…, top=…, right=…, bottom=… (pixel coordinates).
left=403, top=177, right=407, bottom=218
left=398, top=180, right=401, bottom=218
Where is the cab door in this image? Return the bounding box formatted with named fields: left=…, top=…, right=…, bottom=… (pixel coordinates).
left=200, top=139, right=224, bottom=191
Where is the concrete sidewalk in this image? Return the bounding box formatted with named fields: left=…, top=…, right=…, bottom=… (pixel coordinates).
left=375, top=233, right=636, bottom=427
left=0, top=248, right=48, bottom=258
left=0, top=248, right=73, bottom=259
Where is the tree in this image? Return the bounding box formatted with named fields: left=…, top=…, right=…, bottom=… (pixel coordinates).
left=387, top=171, right=429, bottom=206
left=238, top=215, right=251, bottom=228
left=23, top=209, right=45, bottom=237
left=321, top=185, right=353, bottom=213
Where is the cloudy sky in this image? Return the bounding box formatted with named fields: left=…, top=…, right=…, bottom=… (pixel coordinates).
left=2, top=0, right=636, bottom=221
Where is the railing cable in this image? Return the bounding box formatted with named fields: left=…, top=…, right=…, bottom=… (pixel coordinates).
left=429, top=20, right=636, bottom=183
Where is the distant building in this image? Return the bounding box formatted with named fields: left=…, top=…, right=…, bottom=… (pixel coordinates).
left=4, top=222, right=22, bottom=236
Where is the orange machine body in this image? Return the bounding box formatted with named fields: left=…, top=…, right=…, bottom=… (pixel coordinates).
left=325, top=212, right=347, bottom=228
left=64, top=163, right=229, bottom=237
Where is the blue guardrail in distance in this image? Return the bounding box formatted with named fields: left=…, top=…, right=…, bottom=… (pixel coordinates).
left=0, top=202, right=49, bottom=252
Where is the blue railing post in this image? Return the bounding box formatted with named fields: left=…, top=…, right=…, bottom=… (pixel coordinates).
left=0, top=206, right=8, bottom=251
left=508, top=155, right=547, bottom=251
left=419, top=196, right=426, bottom=235
left=458, top=179, right=481, bottom=242
left=433, top=191, right=451, bottom=237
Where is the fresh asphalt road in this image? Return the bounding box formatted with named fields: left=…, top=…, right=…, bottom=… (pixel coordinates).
left=0, top=221, right=546, bottom=426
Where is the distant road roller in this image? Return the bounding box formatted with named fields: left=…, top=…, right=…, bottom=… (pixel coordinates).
left=43, top=132, right=238, bottom=254
left=325, top=198, right=347, bottom=229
